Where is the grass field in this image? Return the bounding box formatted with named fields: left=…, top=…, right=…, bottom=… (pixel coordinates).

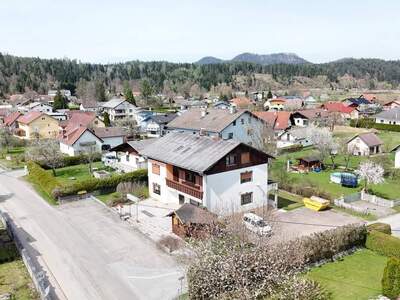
left=0, top=259, right=38, bottom=299
left=50, top=161, right=105, bottom=184
left=307, top=249, right=387, bottom=300
left=0, top=147, right=26, bottom=169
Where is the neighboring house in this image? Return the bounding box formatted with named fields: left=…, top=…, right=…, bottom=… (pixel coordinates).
left=360, top=94, right=378, bottom=103
left=383, top=101, right=400, bottom=111
left=3, top=112, right=22, bottom=130
left=391, top=145, right=400, bottom=168
left=80, top=100, right=102, bottom=112
left=375, top=108, right=400, bottom=126
left=28, top=102, right=53, bottom=113
left=291, top=109, right=330, bottom=127
left=0, top=109, right=9, bottom=124
left=47, top=111, right=68, bottom=121
left=104, top=139, right=156, bottom=172
left=343, top=97, right=371, bottom=108
left=140, top=132, right=273, bottom=216
left=322, top=102, right=359, bottom=119
left=213, top=100, right=231, bottom=110
left=230, top=97, right=255, bottom=109
left=253, top=111, right=292, bottom=136
left=146, top=113, right=177, bottom=138
left=177, top=99, right=207, bottom=111
left=92, top=127, right=126, bottom=150
left=304, top=95, right=317, bottom=108
left=264, top=98, right=285, bottom=111
left=101, top=98, right=141, bottom=121
left=346, top=132, right=383, bottom=156
left=277, top=127, right=312, bottom=148
left=63, top=111, right=105, bottom=130
left=166, top=107, right=263, bottom=145
left=15, top=111, right=59, bottom=139
left=48, top=89, right=71, bottom=97
left=59, top=127, right=103, bottom=156
left=136, top=110, right=154, bottom=131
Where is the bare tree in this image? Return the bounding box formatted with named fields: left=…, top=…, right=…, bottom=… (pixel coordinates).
left=113, top=118, right=139, bottom=139
left=81, top=143, right=99, bottom=174
left=248, top=121, right=277, bottom=155
left=26, top=140, right=63, bottom=176
left=306, top=125, right=337, bottom=168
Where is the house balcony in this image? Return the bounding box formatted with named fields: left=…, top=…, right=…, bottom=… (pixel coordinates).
left=166, top=178, right=203, bottom=200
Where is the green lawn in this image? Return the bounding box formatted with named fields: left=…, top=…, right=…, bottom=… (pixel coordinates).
left=0, top=259, right=38, bottom=299
left=50, top=161, right=105, bottom=184
left=276, top=190, right=304, bottom=210
left=307, top=249, right=387, bottom=300
left=0, top=147, right=27, bottom=169
left=96, top=191, right=122, bottom=205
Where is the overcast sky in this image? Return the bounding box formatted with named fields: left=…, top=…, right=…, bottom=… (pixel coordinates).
left=0, top=0, right=399, bottom=64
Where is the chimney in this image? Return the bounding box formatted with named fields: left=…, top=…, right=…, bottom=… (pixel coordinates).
left=201, top=107, right=208, bottom=117
left=229, top=105, right=237, bottom=114
left=199, top=128, right=206, bottom=136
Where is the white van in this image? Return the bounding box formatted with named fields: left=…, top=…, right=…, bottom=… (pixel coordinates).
left=243, top=213, right=272, bottom=236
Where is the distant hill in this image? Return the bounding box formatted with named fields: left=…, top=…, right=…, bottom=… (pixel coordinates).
left=196, top=56, right=224, bottom=65
left=196, top=52, right=309, bottom=65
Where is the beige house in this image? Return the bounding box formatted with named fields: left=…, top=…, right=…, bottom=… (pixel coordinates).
left=347, top=132, right=383, bottom=156
left=16, top=111, right=59, bottom=139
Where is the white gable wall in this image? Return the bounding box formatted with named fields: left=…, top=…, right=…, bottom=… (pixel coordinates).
left=60, top=130, right=103, bottom=156
left=395, top=150, right=400, bottom=168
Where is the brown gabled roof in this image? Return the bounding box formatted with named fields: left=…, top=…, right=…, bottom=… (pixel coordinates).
left=17, top=111, right=44, bottom=124
left=92, top=127, right=126, bottom=138
left=4, top=112, right=22, bottom=126
left=230, top=97, right=254, bottom=107
left=293, top=109, right=329, bottom=120
left=64, top=111, right=97, bottom=131
left=253, top=111, right=291, bottom=130
left=167, top=204, right=217, bottom=225
left=347, top=132, right=383, bottom=147
left=167, top=108, right=249, bottom=133
left=59, top=126, right=103, bottom=146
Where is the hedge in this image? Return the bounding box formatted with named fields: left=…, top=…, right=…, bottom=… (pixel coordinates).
left=37, top=153, right=102, bottom=169
left=27, top=162, right=63, bottom=198
left=57, top=169, right=148, bottom=197
left=382, top=257, right=400, bottom=299
left=367, top=223, right=392, bottom=235
left=365, top=230, right=400, bottom=259
left=350, top=118, right=400, bottom=132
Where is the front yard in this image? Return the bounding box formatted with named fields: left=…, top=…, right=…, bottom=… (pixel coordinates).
left=50, top=161, right=106, bottom=185
left=307, top=249, right=387, bottom=300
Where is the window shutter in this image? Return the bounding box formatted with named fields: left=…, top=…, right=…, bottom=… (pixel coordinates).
left=241, top=152, right=250, bottom=164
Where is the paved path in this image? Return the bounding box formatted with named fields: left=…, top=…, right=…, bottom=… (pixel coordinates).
left=0, top=169, right=184, bottom=300
left=376, top=213, right=400, bottom=238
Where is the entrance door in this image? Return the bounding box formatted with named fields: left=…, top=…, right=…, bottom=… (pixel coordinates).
left=179, top=194, right=185, bottom=204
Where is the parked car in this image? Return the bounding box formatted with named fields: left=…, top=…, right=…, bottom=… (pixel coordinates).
left=243, top=213, right=272, bottom=236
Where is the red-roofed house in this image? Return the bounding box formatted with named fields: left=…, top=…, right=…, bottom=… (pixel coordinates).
left=322, top=102, right=359, bottom=119
left=383, top=101, right=400, bottom=111
left=230, top=97, right=255, bottom=109
left=3, top=112, right=22, bottom=129
left=16, top=111, right=59, bottom=139
left=253, top=111, right=292, bottom=134
left=63, top=111, right=105, bottom=131
left=291, top=109, right=330, bottom=127
left=59, top=126, right=103, bottom=156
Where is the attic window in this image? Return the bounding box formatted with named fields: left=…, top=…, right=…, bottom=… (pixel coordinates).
left=241, top=152, right=250, bottom=164
left=226, top=154, right=237, bottom=166
left=152, top=163, right=160, bottom=175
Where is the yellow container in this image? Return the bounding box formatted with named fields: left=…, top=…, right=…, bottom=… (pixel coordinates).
left=303, top=196, right=330, bottom=211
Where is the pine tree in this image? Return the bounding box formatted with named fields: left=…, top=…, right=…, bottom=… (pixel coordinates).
left=124, top=88, right=136, bottom=106
left=53, top=90, right=67, bottom=110
left=103, top=112, right=111, bottom=127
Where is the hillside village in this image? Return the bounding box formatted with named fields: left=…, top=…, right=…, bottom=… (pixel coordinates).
left=0, top=85, right=400, bottom=299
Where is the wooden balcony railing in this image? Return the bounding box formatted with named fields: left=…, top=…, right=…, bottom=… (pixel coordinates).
left=166, top=178, right=203, bottom=199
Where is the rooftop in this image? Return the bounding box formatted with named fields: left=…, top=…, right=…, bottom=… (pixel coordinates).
left=92, top=127, right=126, bottom=138
left=17, top=111, right=45, bottom=124
left=166, top=108, right=248, bottom=133
left=348, top=132, right=383, bottom=147
left=140, top=132, right=246, bottom=174
left=375, top=107, right=400, bottom=121
left=167, top=204, right=216, bottom=225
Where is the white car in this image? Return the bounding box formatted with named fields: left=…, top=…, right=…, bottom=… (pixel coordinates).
left=243, top=213, right=272, bottom=236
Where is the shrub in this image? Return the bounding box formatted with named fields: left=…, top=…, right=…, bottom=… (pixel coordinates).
left=116, top=181, right=149, bottom=199
left=350, top=118, right=400, bottom=132
left=27, top=162, right=62, bottom=199
left=36, top=153, right=102, bottom=169
left=278, top=144, right=304, bottom=154
left=368, top=223, right=392, bottom=235
left=382, top=257, right=400, bottom=299
left=366, top=230, right=400, bottom=259
left=187, top=224, right=365, bottom=299
left=58, top=169, right=148, bottom=197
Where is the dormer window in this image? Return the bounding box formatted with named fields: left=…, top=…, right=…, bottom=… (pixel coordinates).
left=226, top=154, right=237, bottom=166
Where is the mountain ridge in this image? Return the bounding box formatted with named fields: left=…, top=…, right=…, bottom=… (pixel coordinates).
left=196, top=52, right=309, bottom=65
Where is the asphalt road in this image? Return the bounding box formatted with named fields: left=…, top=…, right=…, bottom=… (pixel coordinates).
left=0, top=168, right=184, bottom=300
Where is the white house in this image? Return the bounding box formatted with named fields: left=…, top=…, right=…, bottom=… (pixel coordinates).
left=59, top=127, right=103, bottom=156
left=101, top=98, right=141, bottom=122
left=104, top=139, right=156, bottom=173
left=375, top=108, right=400, bottom=126
left=277, top=128, right=312, bottom=148
left=166, top=107, right=263, bottom=146
left=92, top=127, right=126, bottom=150
left=18, top=102, right=53, bottom=113
left=392, top=145, right=400, bottom=168
left=140, top=132, right=273, bottom=216
left=290, top=109, right=329, bottom=127
left=48, top=89, right=71, bottom=97
left=146, top=113, right=177, bottom=138
left=346, top=132, right=383, bottom=156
